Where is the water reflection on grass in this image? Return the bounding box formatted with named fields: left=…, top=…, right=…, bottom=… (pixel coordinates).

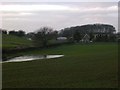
left=3, top=55, right=64, bottom=63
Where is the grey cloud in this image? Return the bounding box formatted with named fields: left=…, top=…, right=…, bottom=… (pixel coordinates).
left=2, top=2, right=118, bottom=32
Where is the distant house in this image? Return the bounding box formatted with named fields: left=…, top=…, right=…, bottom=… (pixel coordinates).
left=81, top=34, right=90, bottom=43
left=26, top=37, right=32, bottom=41
left=28, top=38, right=32, bottom=41
left=57, top=37, right=67, bottom=40
left=116, top=32, right=120, bottom=41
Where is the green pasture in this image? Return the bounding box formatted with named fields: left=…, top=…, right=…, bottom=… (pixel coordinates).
left=2, top=43, right=118, bottom=88
left=2, top=34, right=32, bottom=49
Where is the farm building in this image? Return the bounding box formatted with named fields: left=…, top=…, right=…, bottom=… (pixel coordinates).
left=57, top=37, right=67, bottom=40
left=81, top=34, right=90, bottom=43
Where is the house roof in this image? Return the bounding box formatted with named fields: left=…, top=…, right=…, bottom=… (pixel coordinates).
left=83, top=34, right=90, bottom=39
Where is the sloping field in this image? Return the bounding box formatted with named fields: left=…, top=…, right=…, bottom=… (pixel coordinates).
left=2, top=43, right=118, bottom=88
left=2, top=34, right=32, bottom=50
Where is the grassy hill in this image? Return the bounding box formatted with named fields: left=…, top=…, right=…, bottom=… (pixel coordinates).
left=2, top=43, right=118, bottom=88
left=2, top=34, right=33, bottom=50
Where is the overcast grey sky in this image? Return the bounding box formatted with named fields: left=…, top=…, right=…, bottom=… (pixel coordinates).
left=0, top=0, right=119, bottom=2
left=0, top=1, right=118, bottom=32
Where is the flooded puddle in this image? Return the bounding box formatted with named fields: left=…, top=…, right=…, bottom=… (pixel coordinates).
left=3, top=55, right=64, bottom=63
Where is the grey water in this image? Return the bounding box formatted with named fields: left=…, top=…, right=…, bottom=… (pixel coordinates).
left=2, top=55, right=64, bottom=63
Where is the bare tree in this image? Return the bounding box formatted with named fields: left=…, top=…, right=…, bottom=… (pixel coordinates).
left=33, top=27, right=53, bottom=47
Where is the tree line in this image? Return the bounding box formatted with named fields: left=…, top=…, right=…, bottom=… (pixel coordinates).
left=1, top=23, right=119, bottom=47
left=59, top=24, right=116, bottom=42
left=1, top=29, right=26, bottom=37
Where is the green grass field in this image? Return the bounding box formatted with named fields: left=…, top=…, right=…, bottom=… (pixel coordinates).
left=2, top=34, right=32, bottom=49
left=2, top=43, right=118, bottom=88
